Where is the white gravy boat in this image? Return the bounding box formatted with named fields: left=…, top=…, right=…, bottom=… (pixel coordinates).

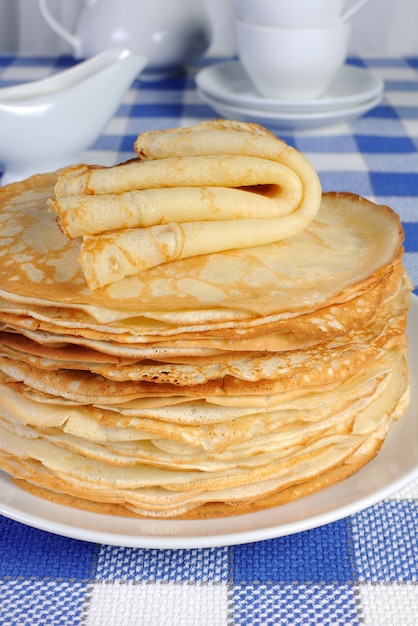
left=0, top=48, right=147, bottom=185
left=38, top=0, right=211, bottom=80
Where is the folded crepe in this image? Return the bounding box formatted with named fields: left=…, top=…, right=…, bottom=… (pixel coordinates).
left=50, top=120, right=322, bottom=290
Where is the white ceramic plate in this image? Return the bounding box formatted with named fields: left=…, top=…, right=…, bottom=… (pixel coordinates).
left=198, top=88, right=383, bottom=131
left=195, top=61, right=384, bottom=113
left=1, top=296, right=417, bottom=549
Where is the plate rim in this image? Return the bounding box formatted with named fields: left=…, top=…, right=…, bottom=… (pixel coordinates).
left=0, top=295, right=417, bottom=549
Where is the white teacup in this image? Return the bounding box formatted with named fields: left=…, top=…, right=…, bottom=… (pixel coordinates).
left=234, top=0, right=347, bottom=28
left=236, top=19, right=351, bottom=100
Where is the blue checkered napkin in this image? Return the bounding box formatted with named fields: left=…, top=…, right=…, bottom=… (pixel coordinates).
left=1, top=496, right=417, bottom=626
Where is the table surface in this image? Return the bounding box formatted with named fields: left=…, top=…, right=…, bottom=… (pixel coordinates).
left=0, top=54, right=417, bottom=626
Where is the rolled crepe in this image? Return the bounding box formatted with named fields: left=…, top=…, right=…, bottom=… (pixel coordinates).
left=49, top=157, right=304, bottom=238
left=51, top=120, right=322, bottom=291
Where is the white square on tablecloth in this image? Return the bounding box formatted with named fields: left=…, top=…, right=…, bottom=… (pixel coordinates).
left=84, top=581, right=230, bottom=626
left=306, top=152, right=368, bottom=173
left=358, top=584, right=418, bottom=626
left=400, top=119, right=418, bottom=137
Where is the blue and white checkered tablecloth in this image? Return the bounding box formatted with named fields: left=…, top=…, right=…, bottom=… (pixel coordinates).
left=0, top=54, right=417, bottom=626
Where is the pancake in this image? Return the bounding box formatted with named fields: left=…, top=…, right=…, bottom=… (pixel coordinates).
left=0, top=120, right=411, bottom=519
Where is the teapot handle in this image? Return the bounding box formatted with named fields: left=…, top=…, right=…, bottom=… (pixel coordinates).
left=37, top=0, right=82, bottom=57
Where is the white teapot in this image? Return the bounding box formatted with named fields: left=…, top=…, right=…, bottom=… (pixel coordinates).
left=38, top=0, right=212, bottom=79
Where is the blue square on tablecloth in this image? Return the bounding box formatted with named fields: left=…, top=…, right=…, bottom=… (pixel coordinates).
left=369, top=172, right=418, bottom=196
left=53, top=55, right=77, bottom=70
left=94, top=545, right=230, bottom=582
left=406, top=57, right=418, bottom=69
left=140, top=74, right=192, bottom=91
left=350, top=501, right=418, bottom=582
left=354, top=135, right=417, bottom=153
left=118, top=134, right=139, bottom=152
left=362, top=104, right=400, bottom=120
left=233, top=520, right=352, bottom=584
left=0, top=54, right=14, bottom=68
left=124, top=103, right=184, bottom=119
left=233, top=583, right=359, bottom=626
left=403, top=223, right=418, bottom=252
left=346, top=56, right=366, bottom=68
left=0, top=580, right=87, bottom=626
left=0, top=517, right=97, bottom=580
left=89, top=134, right=125, bottom=152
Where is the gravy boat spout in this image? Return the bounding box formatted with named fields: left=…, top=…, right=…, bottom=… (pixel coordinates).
left=0, top=48, right=147, bottom=185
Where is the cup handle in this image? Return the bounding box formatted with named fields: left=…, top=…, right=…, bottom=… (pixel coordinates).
left=37, top=0, right=82, bottom=56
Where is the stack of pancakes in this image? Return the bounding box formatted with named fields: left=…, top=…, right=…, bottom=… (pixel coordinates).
left=0, top=120, right=411, bottom=519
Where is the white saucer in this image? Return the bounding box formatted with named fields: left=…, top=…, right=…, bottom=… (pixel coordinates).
left=198, top=87, right=383, bottom=131
left=196, top=61, right=384, bottom=113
